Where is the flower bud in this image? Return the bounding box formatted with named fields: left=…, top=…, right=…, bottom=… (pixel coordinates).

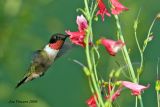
left=155, top=80, right=160, bottom=91
left=156, top=13, right=160, bottom=19
left=94, top=16, right=98, bottom=21
left=109, top=70, right=115, bottom=78
left=83, top=67, right=90, bottom=76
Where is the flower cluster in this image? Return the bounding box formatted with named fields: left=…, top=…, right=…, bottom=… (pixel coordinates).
left=65, top=0, right=151, bottom=107
left=66, top=15, right=88, bottom=47
left=66, top=0, right=128, bottom=55
left=66, top=14, right=124, bottom=56
left=96, top=0, right=128, bottom=21
left=87, top=81, right=150, bottom=107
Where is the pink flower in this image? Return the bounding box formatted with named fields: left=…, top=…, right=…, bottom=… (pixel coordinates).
left=110, top=0, right=128, bottom=15
left=86, top=94, right=97, bottom=107
left=121, top=81, right=150, bottom=96
left=110, top=89, right=121, bottom=101
left=65, top=31, right=86, bottom=47
left=66, top=15, right=88, bottom=47
left=76, top=15, right=88, bottom=32
left=96, top=0, right=111, bottom=21
left=106, top=84, right=122, bottom=101
left=100, top=38, right=125, bottom=56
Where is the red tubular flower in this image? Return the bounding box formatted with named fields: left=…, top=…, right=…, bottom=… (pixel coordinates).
left=106, top=84, right=122, bottom=101
left=76, top=15, right=88, bottom=32
left=100, top=38, right=125, bottom=56
left=121, top=81, right=150, bottom=96
left=66, top=15, right=88, bottom=47
left=111, top=89, right=121, bottom=101
left=86, top=94, right=97, bottom=107
left=65, top=31, right=86, bottom=47
left=110, top=0, right=128, bottom=15
left=107, top=84, right=113, bottom=95
left=96, top=0, right=111, bottom=21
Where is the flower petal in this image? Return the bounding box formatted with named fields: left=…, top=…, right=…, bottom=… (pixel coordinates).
left=110, top=0, right=128, bottom=15
left=100, top=38, right=125, bottom=56
left=111, top=88, right=121, bottom=101
left=106, top=85, right=122, bottom=101
left=86, top=94, right=97, bottom=107
left=66, top=30, right=86, bottom=47
left=76, top=15, right=88, bottom=32
left=121, top=81, right=150, bottom=96
left=96, top=0, right=111, bottom=21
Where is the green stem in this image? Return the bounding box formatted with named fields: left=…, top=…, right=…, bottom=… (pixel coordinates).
left=134, top=19, right=143, bottom=81
left=84, top=0, right=91, bottom=20
left=91, top=49, right=99, bottom=83
left=91, top=0, right=98, bottom=18
left=134, top=9, right=142, bottom=56
left=86, top=24, right=104, bottom=107
left=157, top=58, right=160, bottom=107
left=135, top=97, right=138, bottom=107
left=134, top=30, right=143, bottom=68
left=134, top=10, right=143, bottom=71
left=88, top=77, right=100, bottom=106
left=114, top=15, right=145, bottom=107
left=157, top=91, right=160, bottom=107
left=89, top=77, right=95, bottom=94
left=114, top=15, right=137, bottom=82
left=84, top=0, right=104, bottom=106
left=138, top=96, right=144, bottom=107
left=142, top=17, right=157, bottom=52
left=86, top=21, right=105, bottom=107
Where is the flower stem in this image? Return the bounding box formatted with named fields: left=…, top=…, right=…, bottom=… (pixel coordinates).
left=135, top=97, right=138, bottom=107
left=88, top=77, right=100, bottom=106
left=114, top=15, right=145, bottom=107
left=91, top=48, right=99, bottom=83
left=157, top=91, right=160, bottom=107
left=135, top=15, right=157, bottom=79
left=142, top=17, right=157, bottom=52
left=84, top=0, right=104, bottom=106
left=134, top=13, right=143, bottom=81
left=157, top=58, right=160, bottom=107
left=88, top=24, right=105, bottom=106
left=138, top=96, right=144, bottom=107
left=114, top=15, right=137, bottom=82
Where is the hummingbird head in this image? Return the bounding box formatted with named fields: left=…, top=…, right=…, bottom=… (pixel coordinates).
left=49, top=34, right=69, bottom=50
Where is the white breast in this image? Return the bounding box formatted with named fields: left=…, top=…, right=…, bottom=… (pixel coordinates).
left=44, top=45, right=59, bottom=59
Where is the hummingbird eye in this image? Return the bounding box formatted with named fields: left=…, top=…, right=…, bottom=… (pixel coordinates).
left=56, top=36, right=61, bottom=40
left=55, top=36, right=61, bottom=40
left=49, top=34, right=68, bottom=43
left=49, top=36, right=57, bottom=43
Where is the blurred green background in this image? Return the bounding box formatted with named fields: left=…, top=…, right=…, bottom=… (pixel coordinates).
left=0, top=0, right=160, bottom=107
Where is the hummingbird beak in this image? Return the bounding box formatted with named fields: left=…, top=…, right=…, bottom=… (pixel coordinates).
left=62, top=34, right=69, bottom=40
left=65, top=34, right=70, bottom=38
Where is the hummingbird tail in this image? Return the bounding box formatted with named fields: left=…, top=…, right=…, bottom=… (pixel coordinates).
left=15, top=73, right=41, bottom=88
left=15, top=76, right=28, bottom=88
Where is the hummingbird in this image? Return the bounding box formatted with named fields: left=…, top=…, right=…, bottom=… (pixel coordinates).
left=16, top=34, right=69, bottom=88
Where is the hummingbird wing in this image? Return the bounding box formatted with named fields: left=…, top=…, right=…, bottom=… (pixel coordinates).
left=30, top=49, right=50, bottom=73
left=31, top=50, right=47, bottom=64
left=16, top=50, right=50, bottom=88
left=56, top=42, right=75, bottom=59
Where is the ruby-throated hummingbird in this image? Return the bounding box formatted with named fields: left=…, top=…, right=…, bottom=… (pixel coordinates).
left=16, top=34, right=69, bottom=88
